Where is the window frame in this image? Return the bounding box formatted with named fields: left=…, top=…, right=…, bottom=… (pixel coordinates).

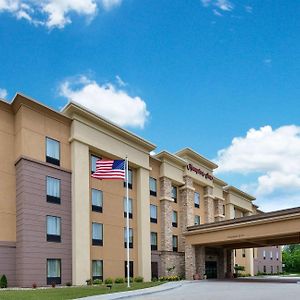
left=91, top=189, right=103, bottom=213
left=124, top=227, right=133, bottom=249
left=124, top=169, right=133, bottom=189
left=149, top=177, right=157, bottom=197
left=194, top=192, right=200, bottom=208
left=172, top=210, right=178, bottom=227
left=150, top=204, right=158, bottom=223
left=91, top=155, right=101, bottom=174
left=194, top=215, right=201, bottom=225
left=46, top=176, right=61, bottom=204
left=171, top=186, right=177, bottom=203
left=46, top=215, right=61, bottom=243
left=46, top=137, right=60, bottom=166
left=172, top=235, right=178, bottom=252
left=124, top=261, right=134, bottom=278
left=123, top=197, right=133, bottom=219
left=150, top=232, right=158, bottom=251
left=92, top=223, right=103, bottom=246
left=92, top=260, right=103, bottom=281
left=47, top=259, right=61, bottom=285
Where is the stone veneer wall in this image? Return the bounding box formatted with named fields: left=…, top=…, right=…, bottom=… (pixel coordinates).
left=203, top=186, right=215, bottom=223
left=160, top=251, right=185, bottom=278
left=0, top=242, right=16, bottom=286
left=15, top=158, right=72, bottom=287
left=160, top=176, right=173, bottom=252
left=214, top=198, right=225, bottom=222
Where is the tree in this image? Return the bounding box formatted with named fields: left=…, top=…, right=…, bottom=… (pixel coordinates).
left=282, top=244, right=300, bottom=273
left=0, top=275, right=7, bottom=288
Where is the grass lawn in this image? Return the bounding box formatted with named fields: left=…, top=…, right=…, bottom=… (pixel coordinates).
left=0, top=282, right=162, bottom=300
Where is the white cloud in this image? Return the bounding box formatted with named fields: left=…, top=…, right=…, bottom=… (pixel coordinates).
left=245, top=5, right=252, bottom=13
left=0, top=88, right=8, bottom=99
left=116, top=75, right=127, bottom=87
left=263, top=58, right=272, bottom=66
left=59, top=76, right=150, bottom=129
left=213, top=9, right=222, bottom=17
left=0, top=0, right=122, bottom=29
left=201, top=0, right=234, bottom=12
left=214, top=125, right=300, bottom=211
left=100, top=0, right=122, bottom=11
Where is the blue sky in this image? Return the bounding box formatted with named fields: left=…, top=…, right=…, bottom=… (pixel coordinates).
left=1, top=0, right=300, bottom=211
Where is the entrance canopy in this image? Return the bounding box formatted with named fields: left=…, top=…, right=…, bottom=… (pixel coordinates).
left=185, top=207, right=300, bottom=249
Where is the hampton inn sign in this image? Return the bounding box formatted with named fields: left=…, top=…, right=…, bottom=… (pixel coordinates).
left=186, top=163, right=214, bottom=181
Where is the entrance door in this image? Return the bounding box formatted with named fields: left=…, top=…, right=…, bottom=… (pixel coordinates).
left=205, top=261, right=218, bottom=279
left=151, top=262, right=158, bottom=279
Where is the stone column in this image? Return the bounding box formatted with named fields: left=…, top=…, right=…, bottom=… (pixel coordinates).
left=137, top=167, right=151, bottom=282
left=203, top=186, right=215, bottom=223
left=71, top=140, right=90, bottom=285
left=225, top=249, right=234, bottom=277
left=178, top=176, right=195, bottom=252
left=214, top=198, right=225, bottom=222
left=185, top=244, right=196, bottom=280
left=195, top=246, right=206, bottom=278
left=226, top=203, right=235, bottom=220
left=160, top=177, right=173, bottom=252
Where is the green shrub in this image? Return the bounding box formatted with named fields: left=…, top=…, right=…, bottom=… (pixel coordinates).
left=134, top=276, right=144, bottom=283
left=0, top=275, right=8, bottom=289
left=158, top=275, right=180, bottom=282
left=152, top=277, right=158, bottom=282
left=114, top=277, right=124, bottom=284
left=104, top=278, right=113, bottom=284
left=93, top=279, right=102, bottom=285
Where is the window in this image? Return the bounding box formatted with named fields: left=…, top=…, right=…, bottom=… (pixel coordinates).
left=92, top=260, right=103, bottom=280
left=150, top=205, right=157, bottom=223
left=149, top=177, right=157, bottom=196
left=46, top=137, right=60, bottom=166
left=91, top=155, right=100, bottom=173
left=124, top=197, right=133, bottom=219
left=171, top=186, right=177, bottom=203
left=92, top=223, right=103, bottom=246
left=47, top=216, right=61, bottom=242
left=46, top=176, right=61, bottom=204
left=47, top=259, right=61, bottom=285
left=124, top=228, right=133, bottom=248
left=151, top=232, right=158, bottom=251
left=194, top=215, right=201, bottom=225
left=172, top=211, right=178, bottom=227
left=276, top=251, right=279, bottom=261
left=194, top=192, right=200, bottom=208
left=172, top=235, right=178, bottom=252
left=270, top=251, right=273, bottom=260
left=271, top=266, right=273, bottom=274
left=242, top=249, right=246, bottom=258
left=91, top=189, right=103, bottom=213
left=124, top=169, right=133, bottom=189
left=235, top=250, right=237, bottom=257
left=222, top=205, right=226, bottom=216
left=263, top=265, right=266, bottom=273
left=124, top=261, right=134, bottom=278
left=263, top=250, right=266, bottom=259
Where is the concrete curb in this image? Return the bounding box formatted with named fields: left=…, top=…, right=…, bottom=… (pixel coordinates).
left=77, top=281, right=183, bottom=300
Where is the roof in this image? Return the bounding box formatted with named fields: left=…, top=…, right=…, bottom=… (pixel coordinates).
left=176, top=147, right=218, bottom=170
left=155, top=150, right=187, bottom=167
left=62, top=101, right=156, bottom=152
left=224, top=185, right=256, bottom=201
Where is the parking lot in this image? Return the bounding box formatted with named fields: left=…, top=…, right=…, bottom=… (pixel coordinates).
left=132, top=280, right=300, bottom=300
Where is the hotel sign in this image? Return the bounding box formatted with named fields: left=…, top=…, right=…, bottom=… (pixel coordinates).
left=187, top=164, right=213, bottom=181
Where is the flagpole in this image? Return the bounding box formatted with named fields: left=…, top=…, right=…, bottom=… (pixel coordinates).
left=125, top=156, right=130, bottom=288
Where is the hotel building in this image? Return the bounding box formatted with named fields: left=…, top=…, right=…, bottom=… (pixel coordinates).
left=0, top=94, right=281, bottom=287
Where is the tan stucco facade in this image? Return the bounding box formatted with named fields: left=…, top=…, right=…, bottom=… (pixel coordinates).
left=0, top=93, right=291, bottom=287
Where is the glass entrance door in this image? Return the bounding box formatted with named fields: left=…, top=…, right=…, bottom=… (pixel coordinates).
left=205, top=261, right=218, bottom=279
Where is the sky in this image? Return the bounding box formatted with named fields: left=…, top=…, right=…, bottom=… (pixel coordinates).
left=0, top=0, right=300, bottom=212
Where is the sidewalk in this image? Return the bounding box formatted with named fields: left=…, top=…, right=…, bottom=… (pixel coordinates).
left=77, top=281, right=183, bottom=300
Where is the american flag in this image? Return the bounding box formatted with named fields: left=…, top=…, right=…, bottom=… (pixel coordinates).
left=92, top=159, right=125, bottom=180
